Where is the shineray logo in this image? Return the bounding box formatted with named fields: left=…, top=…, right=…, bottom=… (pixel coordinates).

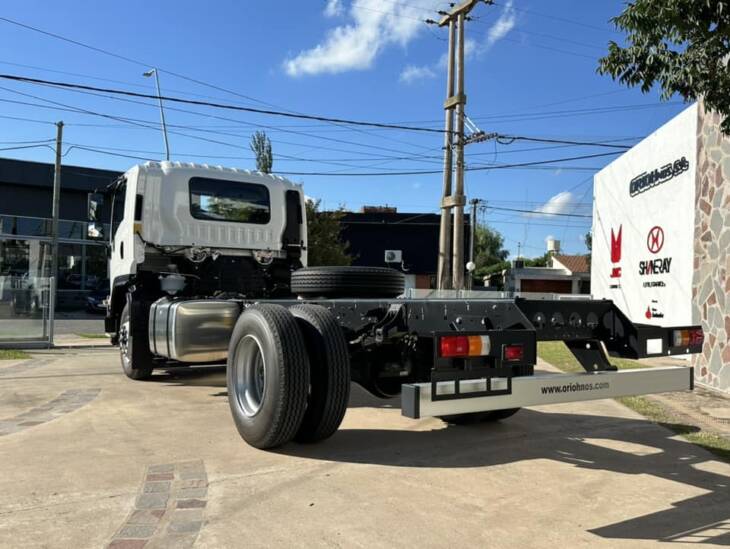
left=629, top=157, right=689, bottom=197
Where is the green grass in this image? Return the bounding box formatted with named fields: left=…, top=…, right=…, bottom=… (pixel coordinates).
left=0, top=349, right=30, bottom=360
left=537, top=341, right=645, bottom=372
left=76, top=333, right=109, bottom=339
left=537, top=341, right=730, bottom=464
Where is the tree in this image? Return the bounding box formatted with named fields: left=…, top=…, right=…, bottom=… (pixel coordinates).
left=250, top=131, right=273, bottom=173
left=472, top=225, right=510, bottom=281
left=599, top=0, right=730, bottom=133
left=584, top=231, right=592, bottom=252
left=305, top=199, right=352, bottom=266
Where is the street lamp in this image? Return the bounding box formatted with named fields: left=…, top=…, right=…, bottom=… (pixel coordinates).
left=143, top=68, right=170, bottom=161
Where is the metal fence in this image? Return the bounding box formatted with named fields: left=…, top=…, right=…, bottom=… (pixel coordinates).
left=0, top=275, right=53, bottom=348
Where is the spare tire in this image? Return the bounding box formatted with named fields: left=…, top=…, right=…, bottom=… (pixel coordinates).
left=291, top=266, right=405, bottom=298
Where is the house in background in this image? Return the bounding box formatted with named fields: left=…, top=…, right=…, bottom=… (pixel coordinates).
left=339, top=206, right=470, bottom=291
left=500, top=239, right=591, bottom=294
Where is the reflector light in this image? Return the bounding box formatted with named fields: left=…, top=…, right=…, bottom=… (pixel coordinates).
left=503, top=344, right=524, bottom=362
left=672, top=328, right=704, bottom=348
left=439, top=335, right=491, bottom=358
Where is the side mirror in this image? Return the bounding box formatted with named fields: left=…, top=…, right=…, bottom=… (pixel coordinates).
left=88, top=192, right=104, bottom=221
left=87, top=222, right=104, bottom=240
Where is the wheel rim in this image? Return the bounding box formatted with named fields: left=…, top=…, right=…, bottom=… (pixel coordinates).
left=119, top=320, right=131, bottom=367
left=234, top=334, right=267, bottom=418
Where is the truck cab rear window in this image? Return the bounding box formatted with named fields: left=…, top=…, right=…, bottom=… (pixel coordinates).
left=189, top=177, right=271, bottom=224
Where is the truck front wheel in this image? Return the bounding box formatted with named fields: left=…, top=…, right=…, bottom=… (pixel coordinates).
left=119, top=302, right=154, bottom=380
left=227, top=304, right=310, bottom=449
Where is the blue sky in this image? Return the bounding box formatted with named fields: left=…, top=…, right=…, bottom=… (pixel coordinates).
left=0, top=0, right=689, bottom=258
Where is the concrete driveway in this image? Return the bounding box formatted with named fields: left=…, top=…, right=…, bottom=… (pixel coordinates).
left=1, top=349, right=729, bottom=548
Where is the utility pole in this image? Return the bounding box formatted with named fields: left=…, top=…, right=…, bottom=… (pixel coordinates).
left=433, top=0, right=489, bottom=290
left=49, top=121, right=63, bottom=346
left=436, top=18, right=456, bottom=290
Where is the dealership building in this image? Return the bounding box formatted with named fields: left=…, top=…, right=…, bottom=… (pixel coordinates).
left=592, top=102, right=730, bottom=394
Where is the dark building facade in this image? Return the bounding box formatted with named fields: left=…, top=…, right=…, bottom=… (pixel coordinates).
left=0, top=157, right=121, bottom=308
left=340, top=209, right=470, bottom=290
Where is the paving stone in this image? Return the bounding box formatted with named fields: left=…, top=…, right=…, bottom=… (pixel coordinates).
left=176, top=499, right=206, bottom=509
left=146, top=473, right=174, bottom=482
left=178, top=470, right=206, bottom=481
left=143, top=481, right=171, bottom=494
left=108, top=540, right=148, bottom=549
left=175, top=479, right=206, bottom=490
left=147, top=464, right=174, bottom=474
left=176, top=487, right=207, bottom=498
left=145, top=534, right=195, bottom=549
left=127, top=510, right=165, bottom=525
left=135, top=493, right=169, bottom=510
left=115, top=523, right=157, bottom=539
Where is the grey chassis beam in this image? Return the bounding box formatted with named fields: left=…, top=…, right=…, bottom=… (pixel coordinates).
left=402, top=366, right=693, bottom=419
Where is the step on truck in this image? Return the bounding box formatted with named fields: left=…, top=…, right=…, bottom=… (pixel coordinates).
left=91, top=162, right=704, bottom=449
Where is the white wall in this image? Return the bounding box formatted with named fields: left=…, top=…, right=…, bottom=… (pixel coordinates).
left=592, top=104, right=697, bottom=326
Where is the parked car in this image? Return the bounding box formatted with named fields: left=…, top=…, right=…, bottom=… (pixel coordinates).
left=86, top=279, right=109, bottom=314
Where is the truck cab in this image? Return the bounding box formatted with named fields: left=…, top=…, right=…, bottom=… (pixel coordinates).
left=101, top=162, right=306, bottom=374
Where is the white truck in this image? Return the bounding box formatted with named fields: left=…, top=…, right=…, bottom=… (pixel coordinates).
left=94, top=162, right=704, bottom=450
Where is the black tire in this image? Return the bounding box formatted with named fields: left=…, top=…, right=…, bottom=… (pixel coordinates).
left=290, top=305, right=351, bottom=443
left=291, top=266, right=405, bottom=298
left=119, top=301, right=154, bottom=380
left=440, top=408, right=521, bottom=425
left=226, top=304, right=310, bottom=449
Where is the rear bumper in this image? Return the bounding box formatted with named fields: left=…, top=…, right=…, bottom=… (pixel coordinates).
left=401, top=366, right=693, bottom=419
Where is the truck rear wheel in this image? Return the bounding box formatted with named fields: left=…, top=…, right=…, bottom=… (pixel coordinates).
left=291, top=266, right=405, bottom=298
left=226, top=304, right=310, bottom=449
left=290, top=305, right=350, bottom=443
left=439, top=408, right=521, bottom=425
left=119, top=301, right=154, bottom=380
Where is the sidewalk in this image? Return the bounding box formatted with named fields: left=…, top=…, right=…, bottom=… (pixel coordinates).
left=53, top=333, right=112, bottom=348
left=641, top=356, right=730, bottom=437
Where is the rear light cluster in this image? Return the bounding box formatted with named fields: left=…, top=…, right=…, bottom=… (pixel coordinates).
left=672, top=328, right=704, bottom=348
left=439, top=335, right=491, bottom=358
left=438, top=335, right=525, bottom=362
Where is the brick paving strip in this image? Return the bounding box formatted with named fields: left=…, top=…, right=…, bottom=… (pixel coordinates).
left=0, top=388, right=101, bottom=436
left=108, top=460, right=208, bottom=549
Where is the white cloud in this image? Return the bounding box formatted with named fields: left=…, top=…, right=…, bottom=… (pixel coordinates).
left=528, top=191, right=576, bottom=218
left=324, top=0, right=343, bottom=17
left=484, top=0, right=516, bottom=50
left=284, top=0, right=441, bottom=77
left=399, top=64, right=436, bottom=84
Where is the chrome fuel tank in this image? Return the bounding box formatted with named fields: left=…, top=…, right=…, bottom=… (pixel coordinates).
left=149, top=298, right=240, bottom=362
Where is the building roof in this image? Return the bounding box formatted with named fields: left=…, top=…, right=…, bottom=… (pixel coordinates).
left=552, top=254, right=590, bottom=274
left=0, top=156, right=121, bottom=192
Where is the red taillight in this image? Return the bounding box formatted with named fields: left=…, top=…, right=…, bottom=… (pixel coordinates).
left=689, top=328, right=704, bottom=347
left=440, top=335, right=469, bottom=357
left=503, top=344, right=524, bottom=362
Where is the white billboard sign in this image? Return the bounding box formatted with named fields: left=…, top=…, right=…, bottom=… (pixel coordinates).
left=592, top=104, right=697, bottom=327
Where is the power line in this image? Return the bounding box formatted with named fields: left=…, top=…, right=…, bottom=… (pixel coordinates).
left=274, top=151, right=621, bottom=177
left=0, top=73, right=451, bottom=134
left=486, top=205, right=592, bottom=218
left=497, top=135, right=632, bottom=150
